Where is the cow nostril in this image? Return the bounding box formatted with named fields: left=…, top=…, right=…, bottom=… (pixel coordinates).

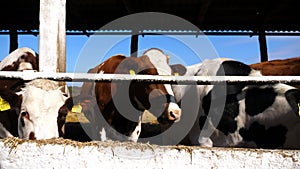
left=21, top=111, right=28, bottom=116
left=169, top=110, right=181, bottom=122
left=29, top=132, right=36, bottom=140
left=170, top=111, right=176, bottom=119
left=21, top=112, right=30, bottom=119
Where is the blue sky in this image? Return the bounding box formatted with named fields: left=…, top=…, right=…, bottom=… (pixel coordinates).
left=1, top=34, right=300, bottom=73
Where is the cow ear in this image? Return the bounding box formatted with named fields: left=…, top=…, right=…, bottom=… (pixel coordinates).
left=0, top=89, right=22, bottom=110
left=116, top=57, right=139, bottom=74
left=57, top=97, right=73, bottom=137
left=170, top=64, right=187, bottom=76
left=72, top=95, right=98, bottom=113
left=285, top=89, right=300, bottom=116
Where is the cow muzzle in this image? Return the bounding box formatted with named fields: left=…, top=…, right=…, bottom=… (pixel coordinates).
left=18, top=111, right=35, bottom=139
left=29, top=132, right=36, bottom=140
left=167, top=102, right=181, bottom=122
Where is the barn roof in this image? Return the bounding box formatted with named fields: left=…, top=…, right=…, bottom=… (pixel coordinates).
left=1, top=0, right=299, bottom=34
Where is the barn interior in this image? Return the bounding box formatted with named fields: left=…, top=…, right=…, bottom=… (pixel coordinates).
left=0, top=1, right=300, bottom=167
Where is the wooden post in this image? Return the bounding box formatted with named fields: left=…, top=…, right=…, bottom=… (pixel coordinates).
left=39, top=0, right=66, bottom=73
left=258, top=29, right=268, bottom=62
left=9, top=29, right=18, bottom=53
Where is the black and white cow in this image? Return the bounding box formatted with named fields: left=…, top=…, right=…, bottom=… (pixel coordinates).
left=212, top=83, right=300, bottom=149
left=171, top=58, right=300, bottom=149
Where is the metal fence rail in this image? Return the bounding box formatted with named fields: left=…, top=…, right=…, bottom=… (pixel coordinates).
left=0, top=71, right=300, bottom=85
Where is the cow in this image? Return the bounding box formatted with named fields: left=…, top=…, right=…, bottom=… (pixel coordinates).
left=250, top=57, right=300, bottom=89
left=171, top=58, right=300, bottom=149
left=0, top=48, right=83, bottom=140
left=0, top=47, right=38, bottom=72
left=250, top=57, right=300, bottom=76
left=0, top=47, right=39, bottom=138
left=210, top=83, right=300, bottom=149
left=0, top=47, right=38, bottom=92
left=80, top=48, right=182, bottom=142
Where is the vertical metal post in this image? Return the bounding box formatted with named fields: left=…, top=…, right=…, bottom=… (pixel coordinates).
left=130, top=30, right=138, bottom=57
left=9, top=29, right=18, bottom=53
left=258, top=29, right=268, bottom=62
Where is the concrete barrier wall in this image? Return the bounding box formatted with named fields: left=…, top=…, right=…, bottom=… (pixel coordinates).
left=0, top=137, right=299, bottom=169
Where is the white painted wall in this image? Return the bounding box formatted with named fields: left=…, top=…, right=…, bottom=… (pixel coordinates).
left=0, top=138, right=299, bottom=169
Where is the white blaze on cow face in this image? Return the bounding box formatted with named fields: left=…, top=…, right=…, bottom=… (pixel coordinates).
left=144, top=48, right=181, bottom=122
left=17, top=79, right=68, bottom=140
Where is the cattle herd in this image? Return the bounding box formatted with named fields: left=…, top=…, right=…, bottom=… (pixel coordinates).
left=0, top=47, right=299, bottom=150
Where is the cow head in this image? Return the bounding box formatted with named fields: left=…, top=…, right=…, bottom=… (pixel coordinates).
left=113, top=49, right=181, bottom=124
left=16, top=79, right=69, bottom=140
left=142, top=48, right=182, bottom=123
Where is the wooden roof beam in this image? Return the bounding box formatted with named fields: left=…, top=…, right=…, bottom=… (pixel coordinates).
left=197, top=0, right=214, bottom=27
left=263, top=0, right=290, bottom=23
left=121, top=0, right=136, bottom=14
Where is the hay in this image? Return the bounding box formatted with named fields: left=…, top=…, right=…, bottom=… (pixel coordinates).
left=1, top=137, right=162, bottom=151
left=0, top=136, right=254, bottom=152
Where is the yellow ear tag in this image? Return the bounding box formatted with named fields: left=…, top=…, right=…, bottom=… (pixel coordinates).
left=66, top=104, right=90, bottom=123
left=298, top=103, right=300, bottom=116
left=174, top=72, right=179, bottom=76
left=129, top=69, right=136, bottom=75
left=71, top=104, right=82, bottom=113
left=0, top=96, right=11, bottom=111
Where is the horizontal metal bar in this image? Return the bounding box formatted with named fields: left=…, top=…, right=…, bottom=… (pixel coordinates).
left=0, top=71, right=300, bottom=85
left=1, top=30, right=300, bottom=36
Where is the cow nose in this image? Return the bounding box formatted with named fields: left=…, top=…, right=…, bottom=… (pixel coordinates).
left=167, top=102, right=181, bottom=122
left=21, top=111, right=30, bottom=119
left=168, top=109, right=181, bottom=122
left=29, top=132, right=36, bottom=140
left=20, top=111, right=30, bottom=127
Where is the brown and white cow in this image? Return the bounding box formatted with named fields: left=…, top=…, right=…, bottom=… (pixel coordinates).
left=0, top=48, right=75, bottom=140
left=80, top=48, right=181, bottom=142
left=0, top=47, right=38, bottom=72
left=250, top=57, right=300, bottom=76
left=0, top=47, right=38, bottom=92
left=250, top=57, right=300, bottom=89
left=0, top=47, right=39, bottom=138
left=0, top=79, right=72, bottom=140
